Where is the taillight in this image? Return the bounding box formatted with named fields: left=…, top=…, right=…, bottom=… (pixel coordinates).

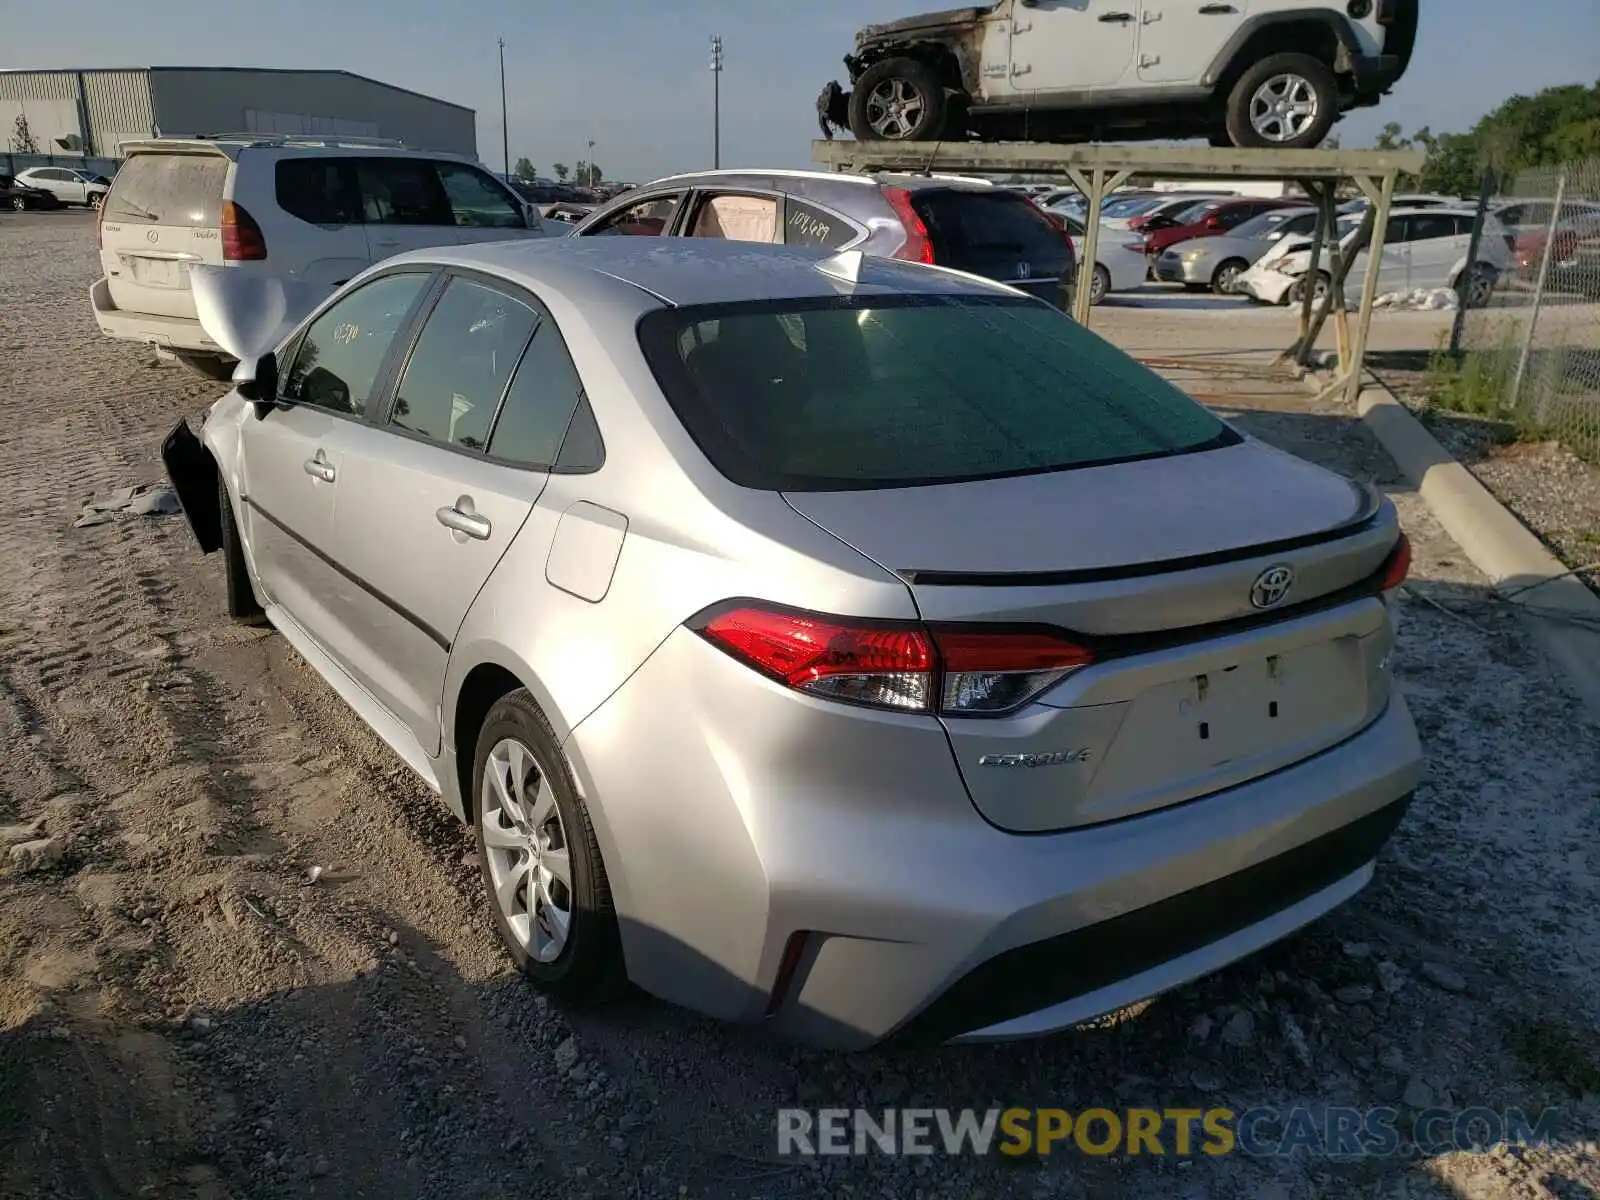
left=882, top=186, right=934, bottom=264
left=221, top=201, right=267, bottom=261
left=1379, top=533, right=1412, bottom=592
left=695, top=604, right=1094, bottom=716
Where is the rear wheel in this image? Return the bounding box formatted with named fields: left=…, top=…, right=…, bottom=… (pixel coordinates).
left=848, top=58, right=949, bottom=142
left=1225, top=53, right=1339, bottom=149
left=1089, top=264, right=1111, bottom=306
left=174, top=351, right=238, bottom=382
left=1211, top=258, right=1249, bottom=294
left=472, top=690, right=624, bottom=1002
left=218, top=474, right=264, bottom=623
left=1461, top=263, right=1498, bottom=309
left=9, top=196, right=24, bottom=212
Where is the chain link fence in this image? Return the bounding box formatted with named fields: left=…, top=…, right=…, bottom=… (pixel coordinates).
left=1450, top=157, right=1600, bottom=461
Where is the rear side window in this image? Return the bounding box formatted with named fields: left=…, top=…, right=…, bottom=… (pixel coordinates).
left=276, top=158, right=360, bottom=225
left=911, top=191, right=1070, bottom=278
left=785, top=199, right=856, bottom=249
left=391, top=278, right=538, bottom=450
left=689, top=194, right=780, bottom=242
left=487, top=321, right=591, bottom=468
left=103, top=153, right=228, bottom=225
left=638, top=296, right=1235, bottom=491
left=356, top=158, right=452, bottom=226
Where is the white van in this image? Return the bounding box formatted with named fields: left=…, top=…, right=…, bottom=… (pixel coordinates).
left=91, top=136, right=549, bottom=379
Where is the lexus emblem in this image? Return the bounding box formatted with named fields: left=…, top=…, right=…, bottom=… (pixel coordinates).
left=146, top=229, right=159, bottom=243
left=1250, top=564, right=1296, bottom=610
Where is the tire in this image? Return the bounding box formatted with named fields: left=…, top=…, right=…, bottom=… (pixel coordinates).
left=471, top=690, right=624, bottom=1002
left=1224, top=53, right=1339, bottom=149
left=217, top=474, right=264, bottom=623
left=1089, top=264, right=1111, bottom=306
left=10, top=196, right=26, bottom=212
left=174, top=351, right=239, bottom=382
left=87, top=192, right=104, bottom=210
left=848, top=57, right=949, bottom=142
left=1211, top=258, right=1249, bottom=294
left=1461, top=263, right=1498, bottom=309
left=1288, top=271, right=1332, bottom=306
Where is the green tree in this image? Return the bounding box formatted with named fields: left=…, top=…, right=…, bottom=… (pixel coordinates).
left=10, top=114, right=38, bottom=154
left=1402, top=80, right=1600, bottom=194
left=552, top=163, right=569, bottom=181
left=1373, top=121, right=1411, bottom=152
left=575, top=161, right=603, bottom=186
left=512, top=156, right=536, bottom=181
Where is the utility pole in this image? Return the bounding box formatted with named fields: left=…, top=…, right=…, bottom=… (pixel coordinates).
left=709, top=35, right=723, bottom=169
left=498, top=37, right=510, bottom=179
left=586, top=140, right=596, bottom=188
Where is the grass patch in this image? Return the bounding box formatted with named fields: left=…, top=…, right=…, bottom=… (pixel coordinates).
left=1425, top=328, right=1523, bottom=423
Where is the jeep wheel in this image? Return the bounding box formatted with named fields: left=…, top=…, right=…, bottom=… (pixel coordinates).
left=1225, top=53, right=1338, bottom=149
left=848, top=58, right=948, bottom=142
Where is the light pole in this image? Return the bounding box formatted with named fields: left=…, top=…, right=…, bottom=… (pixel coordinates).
left=497, top=37, right=509, bottom=179
left=709, top=35, right=723, bottom=169
left=586, top=140, right=596, bottom=188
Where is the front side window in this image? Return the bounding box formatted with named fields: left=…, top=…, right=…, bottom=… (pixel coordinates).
left=587, top=194, right=681, bottom=236
left=437, top=163, right=526, bottom=229
left=639, top=296, right=1236, bottom=491
left=487, top=319, right=592, bottom=469
left=390, top=278, right=537, bottom=450
left=283, top=272, right=431, bottom=416
left=356, top=158, right=453, bottom=226
left=689, top=194, right=780, bottom=242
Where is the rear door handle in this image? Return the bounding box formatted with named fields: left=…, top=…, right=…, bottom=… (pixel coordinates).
left=436, top=503, right=492, bottom=541
left=1099, top=11, right=1135, bottom=20
left=1198, top=3, right=1237, bottom=11
left=303, top=455, right=336, bottom=483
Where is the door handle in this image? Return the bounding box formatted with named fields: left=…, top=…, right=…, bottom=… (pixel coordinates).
left=303, top=456, right=336, bottom=483
left=436, top=503, right=492, bottom=541
left=1198, top=3, right=1237, bottom=11
left=1099, top=11, right=1135, bottom=20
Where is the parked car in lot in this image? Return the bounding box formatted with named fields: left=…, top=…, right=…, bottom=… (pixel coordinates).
left=1156, top=206, right=1336, bottom=294
left=1142, top=198, right=1304, bottom=260
left=567, top=168, right=1077, bottom=309
left=90, top=136, right=549, bottom=380
left=1125, top=193, right=1238, bottom=234
left=1338, top=192, right=1460, bottom=215
left=1, top=173, right=66, bottom=211
left=162, top=237, right=1420, bottom=1048
left=1236, top=206, right=1515, bottom=306
left=13, top=165, right=112, bottom=208
left=817, top=0, right=1418, bottom=148
left=1512, top=207, right=1600, bottom=272
left=1056, top=213, right=1150, bottom=304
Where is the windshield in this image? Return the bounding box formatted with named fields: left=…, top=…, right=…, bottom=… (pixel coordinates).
left=1102, top=196, right=1160, bottom=217
left=1233, top=209, right=1311, bottom=239
left=637, top=296, right=1237, bottom=491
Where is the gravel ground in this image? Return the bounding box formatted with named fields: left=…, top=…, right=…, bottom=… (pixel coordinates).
left=2, top=211, right=1599, bottom=1200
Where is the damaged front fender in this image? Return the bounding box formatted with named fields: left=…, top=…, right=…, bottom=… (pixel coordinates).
left=817, top=80, right=851, bottom=139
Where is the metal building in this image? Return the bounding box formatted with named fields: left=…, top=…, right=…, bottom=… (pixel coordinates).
left=0, top=67, right=476, bottom=171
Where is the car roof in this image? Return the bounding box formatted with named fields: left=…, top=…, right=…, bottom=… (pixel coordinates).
left=393, top=237, right=1021, bottom=307
left=609, top=167, right=1002, bottom=195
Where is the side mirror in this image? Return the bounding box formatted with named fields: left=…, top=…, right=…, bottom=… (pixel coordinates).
left=235, top=351, right=279, bottom=414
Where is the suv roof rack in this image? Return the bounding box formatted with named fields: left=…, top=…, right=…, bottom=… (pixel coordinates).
left=157, top=132, right=414, bottom=149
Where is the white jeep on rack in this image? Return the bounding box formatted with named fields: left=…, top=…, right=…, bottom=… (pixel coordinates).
left=818, top=0, right=1418, bottom=150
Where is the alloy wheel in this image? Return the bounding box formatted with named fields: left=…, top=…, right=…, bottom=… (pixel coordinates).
left=865, top=78, right=927, bottom=140
left=1249, top=74, right=1320, bottom=144
left=480, top=737, right=573, bottom=963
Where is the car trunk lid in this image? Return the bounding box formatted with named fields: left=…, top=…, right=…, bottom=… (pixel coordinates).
left=99, top=149, right=231, bottom=320
left=783, top=439, right=1401, bottom=832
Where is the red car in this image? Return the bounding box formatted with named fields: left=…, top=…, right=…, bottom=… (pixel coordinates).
left=1513, top=209, right=1600, bottom=272
left=1142, top=198, right=1306, bottom=259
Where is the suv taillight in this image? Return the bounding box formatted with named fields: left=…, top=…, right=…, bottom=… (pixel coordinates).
left=1379, top=533, right=1412, bottom=592
left=221, top=201, right=267, bottom=261
left=881, top=186, right=935, bottom=264
left=695, top=604, right=1095, bottom=716
left=1032, top=199, right=1078, bottom=277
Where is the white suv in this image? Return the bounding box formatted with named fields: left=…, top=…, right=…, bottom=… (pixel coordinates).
left=818, top=0, right=1418, bottom=149
left=91, top=137, right=549, bottom=379
left=14, top=166, right=113, bottom=208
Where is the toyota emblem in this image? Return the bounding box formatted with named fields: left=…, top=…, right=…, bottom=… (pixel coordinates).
left=1250, top=564, right=1296, bottom=610
left=146, top=229, right=159, bottom=243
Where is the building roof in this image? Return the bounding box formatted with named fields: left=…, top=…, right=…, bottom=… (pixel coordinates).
left=0, top=66, right=472, bottom=114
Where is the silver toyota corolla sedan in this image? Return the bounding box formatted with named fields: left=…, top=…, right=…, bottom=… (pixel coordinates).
left=162, top=238, right=1422, bottom=1049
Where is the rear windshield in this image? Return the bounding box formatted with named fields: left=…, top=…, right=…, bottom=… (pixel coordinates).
left=911, top=191, right=1070, bottom=278
left=104, top=153, right=228, bottom=226
left=638, top=296, right=1237, bottom=491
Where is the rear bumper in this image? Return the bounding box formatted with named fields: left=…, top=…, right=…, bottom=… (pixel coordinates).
left=569, top=625, right=1423, bottom=1049
left=89, top=277, right=220, bottom=353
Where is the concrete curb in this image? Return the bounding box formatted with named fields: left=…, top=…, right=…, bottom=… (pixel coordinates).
left=1345, top=377, right=1600, bottom=717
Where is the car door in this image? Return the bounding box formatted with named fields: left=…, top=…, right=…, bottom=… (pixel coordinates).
left=328, top=272, right=593, bottom=751
left=1137, top=0, right=1249, bottom=84
left=237, top=269, right=435, bottom=656
left=354, top=157, right=457, bottom=263
left=435, top=160, right=540, bottom=244
left=42, top=169, right=85, bottom=203
left=1011, top=0, right=1139, bottom=92
left=681, top=191, right=783, bottom=243
left=1402, top=212, right=1466, bottom=291
left=272, top=156, right=371, bottom=292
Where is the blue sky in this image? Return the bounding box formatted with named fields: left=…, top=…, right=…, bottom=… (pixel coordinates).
left=5, top=0, right=1596, bottom=181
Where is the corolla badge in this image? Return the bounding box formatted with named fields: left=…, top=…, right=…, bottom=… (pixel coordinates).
left=1250, top=563, right=1296, bottom=610
left=978, top=748, right=1092, bottom=769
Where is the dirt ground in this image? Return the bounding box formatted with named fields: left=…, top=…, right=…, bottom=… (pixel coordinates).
left=2, top=210, right=1599, bottom=1200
